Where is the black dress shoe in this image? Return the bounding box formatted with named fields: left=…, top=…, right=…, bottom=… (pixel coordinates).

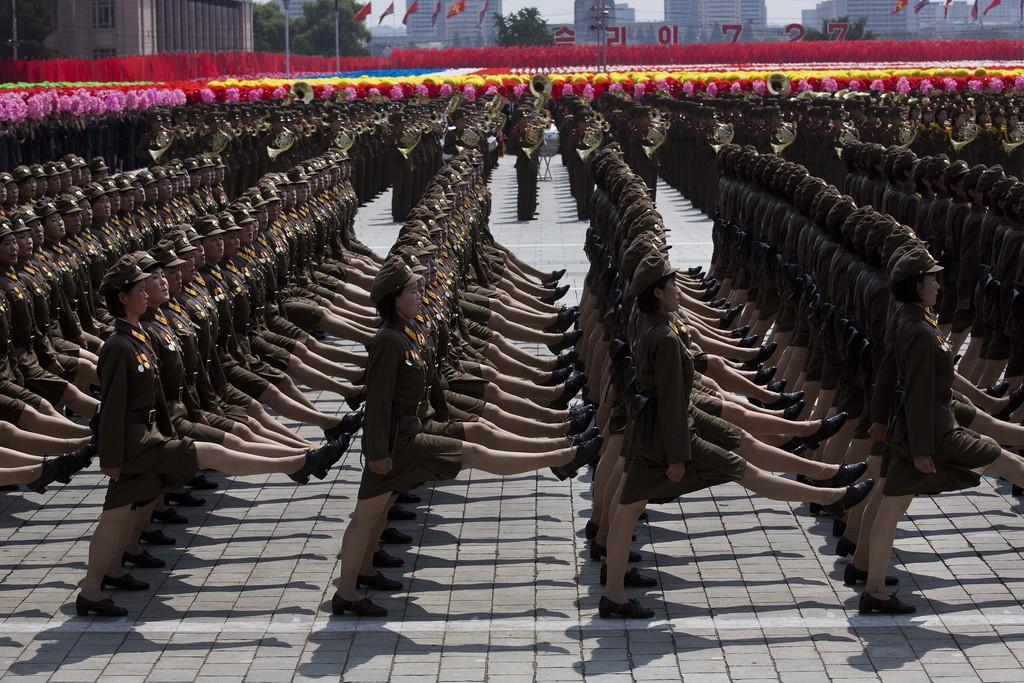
left=331, top=594, right=387, bottom=617
left=598, top=596, right=655, bottom=619
left=140, top=529, right=177, bottom=546
left=729, top=324, right=751, bottom=339
left=101, top=574, right=150, bottom=591
left=585, top=520, right=599, bottom=541
left=757, top=390, right=804, bottom=411
left=324, top=410, right=364, bottom=441
left=997, top=385, right=1024, bottom=420
left=844, top=563, right=898, bottom=586
left=151, top=508, right=188, bottom=525
left=1013, top=484, right=1024, bottom=497
left=396, top=491, right=421, bottom=504
left=569, top=401, right=594, bottom=420
left=571, top=426, right=600, bottom=447
left=380, top=527, right=412, bottom=544
left=357, top=571, right=403, bottom=592
left=548, top=329, right=582, bottom=355
left=707, top=297, right=727, bottom=309
left=541, top=366, right=573, bottom=387
left=345, top=388, right=367, bottom=411
left=165, top=491, right=206, bottom=507
left=76, top=595, right=128, bottom=617
left=555, top=350, right=580, bottom=369
left=701, top=277, right=718, bottom=289
left=545, top=284, right=570, bottom=304
left=987, top=379, right=1010, bottom=398
left=738, top=335, right=759, bottom=348
left=545, top=307, right=580, bottom=333
left=754, top=341, right=778, bottom=364
left=551, top=436, right=603, bottom=480
left=822, top=480, right=875, bottom=516
left=834, top=536, right=856, bottom=557
left=551, top=372, right=586, bottom=409
left=373, top=549, right=405, bottom=568
left=27, top=448, right=91, bottom=493
left=754, top=366, right=777, bottom=386
left=589, top=540, right=641, bottom=563
left=568, top=410, right=595, bottom=436
left=813, top=461, right=867, bottom=488
left=122, top=550, right=165, bottom=569
left=600, top=564, right=659, bottom=587
left=187, top=474, right=218, bottom=490
left=388, top=505, right=417, bottom=521
left=803, top=412, right=848, bottom=449
left=544, top=268, right=566, bottom=284
left=60, top=443, right=96, bottom=482
left=289, top=438, right=349, bottom=484
left=718, top=303, right=741, bottom=326
left=858, top=592, right=915, bottom=615
left=686, top=266, right=704, bottom=277
left=702, top=283, right=722, bottom=302
left=783, top=401, right=805, bottom=421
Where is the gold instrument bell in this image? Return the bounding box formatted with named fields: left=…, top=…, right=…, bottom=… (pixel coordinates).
left=897, top=120, right=918, bottom=148
left=148, top=129, right=174, bottom=162
left=522, top=119, right=544, bottom=157
left=835, top=121, right=860, bottom=158
left=287, top=81, right=315, bottom=104
left=642, top=113, right=668, bottom=160
left=1002, top=122, right=1024, bottom=155
left=333, top=129, right=355, bottom=158
left=267, top=129, right=296, bottom=160
left=948, top=121, right=979, bottom=154
left=397, top=127, right=422, bottom=159
left=767, top=73, right=790, bottom=96
left=771, top=121, right=798, bottom=156
left=577, top=125, right=603, bottom=161
left=708, top=121, right=734, bottom=154
left=209, top=127, right=232, bottom=155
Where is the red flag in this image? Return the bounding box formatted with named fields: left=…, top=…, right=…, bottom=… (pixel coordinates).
left=971, top=0, right=978, bottom=17
left=446, top=0, right=465, bottom=18
left=891, top=0, right=908, bottom=13
left=353, top=2, right=372, bottom=22
left=982, top=0, right=1000, bottom=13
left=431, top=0, right=442, bottom=25
left=378, top=1, right=395, bottom=23
left=402, top=0, right=418, bottom=24
left=478, top=0, right=490, bottom=25
left=913, top=0, right=929, bottom=12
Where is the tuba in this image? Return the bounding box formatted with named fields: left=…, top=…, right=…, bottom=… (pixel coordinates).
left=767, top=73, right=790, bottom=96
left=148, top=129, right=174, bottom=162
left=708, top=121, right=735, bottom=154
left=771, top=120, right=798, bottom=156
left=897, top=120, right=918, bottom=148
left=1002, top=122, right=1024, bottom=155
left=397, top=127, right=422, bottom=159
left=267, top=128, right=296, bottom=160
left=530, top=74, right=552, bottom=107
left=948, top=121, right=979, bottom=154
left=287, top=81, right=314, bottom=104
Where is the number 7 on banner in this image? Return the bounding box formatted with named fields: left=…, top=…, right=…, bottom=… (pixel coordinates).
left=721, top=23, right=742, bottom=44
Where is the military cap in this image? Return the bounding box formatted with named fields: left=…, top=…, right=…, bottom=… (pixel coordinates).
left=149, top=240, right=186, bottom=269
left=29, top=165, right=45, bottom=179
left=370, top=256, right=422, bottom=305
left=114, top=175, right=135, bottom=191
left=0, top=172, right=12, bottom=184
left=184, top=158, right=202, bottom=172
left=99, top=254, right=149, bottom=295
left=9, top=214, right=31, bottom=233
left=100, top=177, right=119, bottom=194
left=941, top=159, right=970, bottom=185
left=184, top=227, right=203, bottom=243
left=136, top=170, right=158, bottom=186
left=0, top=218, right=12, bottom=240
left=628, top=252, right=677, bottom=300
left=196, top=215, right=225, bottom=238
left=169, top=230, right=198, bottom=254
left=69, top=188, right=87, bottom=204
left=34, top=200, right=59, bottom=218
left=11, top=166, right=32, bottom=182
left=230, top=208, right=256, bottom=226
left=65, top=155, right=87, bottom=169
left=90, top=157, right=108, bottom=174
left=398, top=252, right=429, bottom=275
left=84, top=182, right=111, bottom=202
left=889, top=246, right=943, bottom=285
left=56, top=196, right=83, bottom=215
left=134, top=250, right=161, bottom=273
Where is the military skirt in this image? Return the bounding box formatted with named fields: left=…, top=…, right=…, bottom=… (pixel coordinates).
left=0, top=393, right=26, bottom=422
left=882, top=427, right=999, bottom=497
left=104, top=430, right=198, bottom=511
left=358, top=432, right=463, bottom=500
left=621, top=433, right=747, bottom=505
left=444, top=389, right=487, bottom=416
left=15, top=349, right=69, bottom=406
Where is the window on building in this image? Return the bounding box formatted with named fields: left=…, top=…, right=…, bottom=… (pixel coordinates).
left=93, top=48, right=117, bottom=59
left=92, top=0, right=115, bottom=29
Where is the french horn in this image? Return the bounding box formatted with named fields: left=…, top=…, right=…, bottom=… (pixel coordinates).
left=948, top=121, right=979, bottom=154
left=577, top=125, right=603, bottom=162
left=594, top=111, right=610, bottom=133
left=333, top=130, right=354, bottom=158
left=522, top=120, right=544, bottom=157
left=397, top=127, right=422, bottom=159
left=209, top=127, right=232, bottom=155
left=708, top=121, right=734, bottom=154
left=148, top=129, right=174, bottom=162
left=897, top=120, right=918, bottom=148
left=834, top=121, right=860, bottom=158
left=642, top=113, right=668, bottom=159
left=267, top=129, right=296, bottom=160
left=1002, top=123, right=1024, bottom=155
left=771, top=120, right=798, bottom=156
left=456, top=128, right=481, bottom=153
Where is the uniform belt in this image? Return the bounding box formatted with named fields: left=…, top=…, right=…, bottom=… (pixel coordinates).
left=127, top=408, right=157, bottom=426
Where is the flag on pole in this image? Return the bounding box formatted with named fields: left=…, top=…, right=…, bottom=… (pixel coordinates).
left=353, top=2, right=372, bottom=22
left=378, top=1, right=395, bottom=23
left=943, top=0, right=953, bottom=16
left=913, top=0, right=929, bottom=12
left=982, top=0, right=1000, bottom=13
left=431, top=0, right=442, bottom=25
left=970, top=0, right=979, bottom=18
left=891, top=0, right=908, bottom=13
left=402, top=0, right=418, bottom=24
left=447, top=0, right=465, bottom=19
left=478, top=0, right=490, bottom=25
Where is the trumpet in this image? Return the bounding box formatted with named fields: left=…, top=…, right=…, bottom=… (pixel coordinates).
left=948, top=121, right=979, bottom=154
left=771, top=121, right=798, bottom=156
left=708, top=121, right=734, bottom=154
left=1002, top=122, right=1024, bottom=155
left=148, top=129, right=174, bottom=162
left=267, top=129, right=296, bottom=160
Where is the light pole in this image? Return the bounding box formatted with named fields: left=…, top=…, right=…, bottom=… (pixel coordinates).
left=10, top=0, right=18, bottom=61
left=334, top=0, right=341, bottom=72
left=589, top=0, right=609, bottom=72
left=283, top=0, right=291, bottom=77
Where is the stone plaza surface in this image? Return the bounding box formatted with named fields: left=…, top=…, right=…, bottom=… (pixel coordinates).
left=3, top=157, right=1024, bottom=682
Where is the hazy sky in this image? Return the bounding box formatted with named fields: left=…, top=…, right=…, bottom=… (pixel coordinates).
left=266, top=0, right=816, bottom=29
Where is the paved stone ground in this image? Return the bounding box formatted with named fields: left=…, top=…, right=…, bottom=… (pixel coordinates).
left=3, top=157, right=1024, bottom=682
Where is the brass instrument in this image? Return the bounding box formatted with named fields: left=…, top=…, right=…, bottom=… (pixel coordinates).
left=594, top=111, right=610, bottom=133
left=897, top=120, right=918, bottom=148
left=708, top=121, right=734, bottom=154
left=456, top=128, right=481, bottom=153
left=444, top=93, right=464, bottom=117
left=948, top=121, right=979, bottom=154
left=267, top=129, right=296, bottom=160
left=642, top=112, right=668, bottom=159
left=767, top=73, right=790, bottom=96
left=522, top=120, right=544, bottom=157
left=1002, top=123, right=1024, bottom=155
left=333, top=130, right=354, bottom=158
left=577, top=125, right=603, bottom=162
left=148, top=129, right=174, bottom=162
left=209, top=127, right=232, bottom=155
left=397, top=127, right=422, bottom=159
left=834, top=121, right=860, bottom=158
left=770, top=120, right=798, bottom=156
left=287, top=81, right=314, bottom=104
left=530, top=74, right=552, bottom=107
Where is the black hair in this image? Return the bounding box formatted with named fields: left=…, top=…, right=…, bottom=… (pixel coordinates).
left=376, top=291, right=399, bottom=325
left=637, top=273, right=674, bottom=314
left=104, top=289, right=127, bottom=318
left=892, top=274, right=925, bottom=304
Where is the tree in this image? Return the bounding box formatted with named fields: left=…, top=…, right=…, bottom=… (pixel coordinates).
left=253, top=1, right=286, bottom=53
left=803, top=15, right=875, bottom=41
left=0, top=0, right=54, bottom=60
left=493, top=8, right=552, bottom=47
left=292, top=0, right=370, bottom=57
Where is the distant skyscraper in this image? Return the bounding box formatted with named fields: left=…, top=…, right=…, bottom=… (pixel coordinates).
left=664, top=0, right=698, bottom=35
left=845, top=0, right=910, bottom=33
left=698, top=0, right=741, bottom=30
left=444, top=0, right=502, bottom=45
left=613, top=2, right=636, bottom=23
left=740, top=0, right=766, bottom=25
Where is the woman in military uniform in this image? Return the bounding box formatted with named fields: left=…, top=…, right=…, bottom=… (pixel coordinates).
left=600, top=253, right=874, bottom=619
left=76, top=255, right=349, bottom=618
left=861, top=247, right=1024, bottom=616
left=330, top=257, right=601, bottom=618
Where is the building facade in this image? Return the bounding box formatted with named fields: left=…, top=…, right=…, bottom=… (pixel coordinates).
left=48, top=0, right=253, bottom=59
